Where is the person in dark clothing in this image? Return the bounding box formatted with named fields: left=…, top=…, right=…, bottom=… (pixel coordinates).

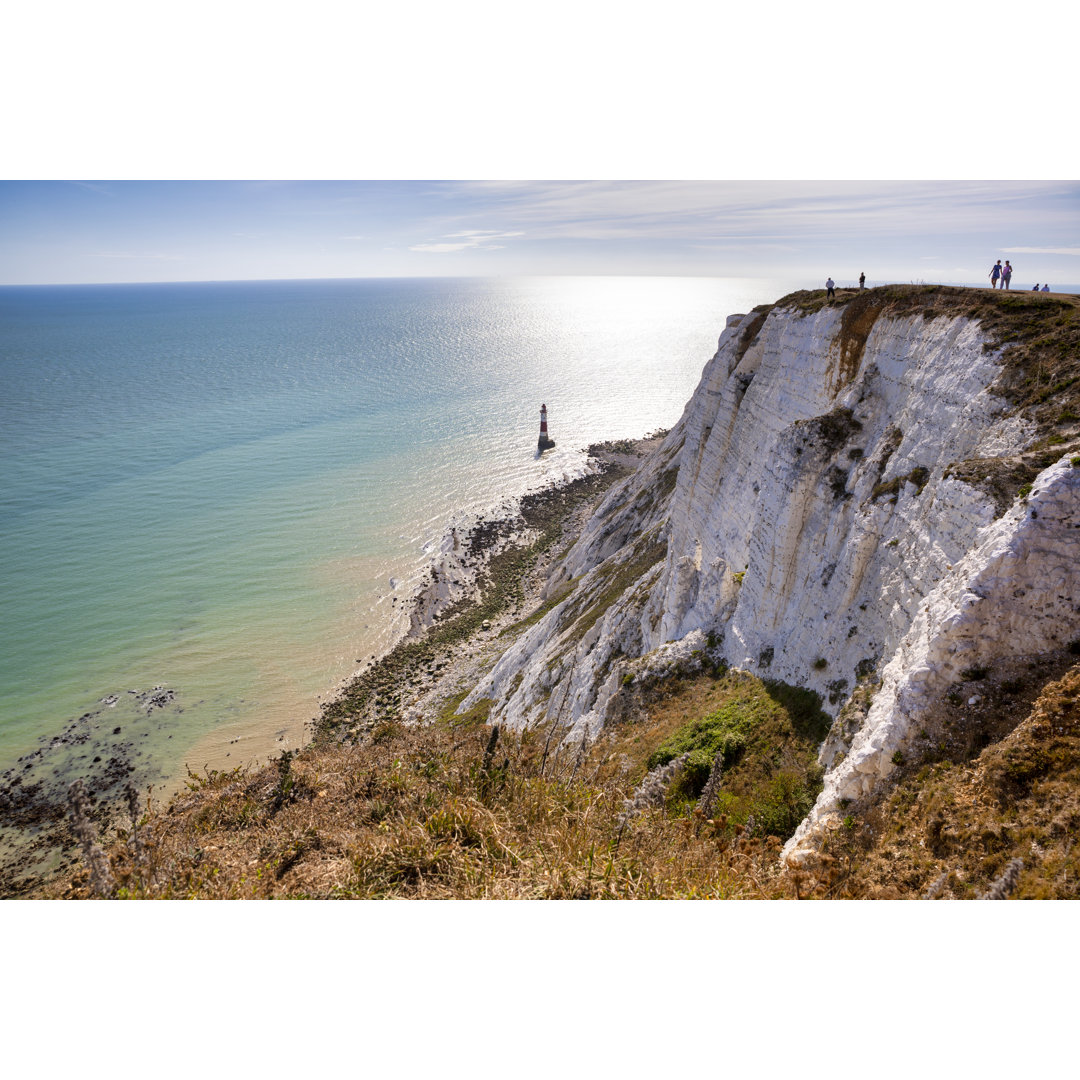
left=859, top=272, right=866, bottom=289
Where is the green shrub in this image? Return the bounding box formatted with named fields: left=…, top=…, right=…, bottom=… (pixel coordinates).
left=646, top=674, right=830, bottom=840
left=746, top=770, right=822, bottom=838
left=682, top=747, right=717, bottom=793
left=648, top=715, right=746, bottom=780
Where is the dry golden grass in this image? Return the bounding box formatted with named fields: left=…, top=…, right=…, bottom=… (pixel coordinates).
left=41, top=671, right=824, bottom=900
left=804, top=662, right=1080, bottom=899
left=46, top=654, right=1080, bottom=900
left=42, top=641, right=1080, bottom=903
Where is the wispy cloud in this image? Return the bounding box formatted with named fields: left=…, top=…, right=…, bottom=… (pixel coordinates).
left=410, top=241, right=476, bottom=253
left=444, top=180, right=1079, bottom=244
left=1003, top=246, right=1080, bottom=255
left=92, top=251, right=183, bottom=260
left=68, top=181, right=114, bottom=196
left=410, top=229, right=524, bottom=254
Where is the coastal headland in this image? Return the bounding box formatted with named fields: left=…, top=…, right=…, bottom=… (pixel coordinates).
left=15, top=283, right=1080, bottom=899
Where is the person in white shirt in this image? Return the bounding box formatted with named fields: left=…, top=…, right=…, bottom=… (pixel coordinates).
left=826, top=277, right=835, bottom=300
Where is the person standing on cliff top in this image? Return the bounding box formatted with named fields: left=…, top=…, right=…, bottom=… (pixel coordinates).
left=859, top=272, right=865, bottom=289
left=826, top=277, right=835, bottom=301
left=1002, top=260, right=1013, bottom=290
left=990, top=260, right=1002, bottom=288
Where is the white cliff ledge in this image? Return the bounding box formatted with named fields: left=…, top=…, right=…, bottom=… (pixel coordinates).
left=458, top=285, right=1080, bottom=859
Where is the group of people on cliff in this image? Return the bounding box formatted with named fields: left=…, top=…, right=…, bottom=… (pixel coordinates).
left=825, top=272, right=865, bottom=301
left=991, top=260, right=1051, bottom=291
left=826, top=268, right=1048, bottom=300
left=990, top=260, right=1014, bottom=289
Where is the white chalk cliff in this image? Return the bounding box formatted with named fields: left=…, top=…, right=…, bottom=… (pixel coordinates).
left=458, top=291, right=1080, bottom=858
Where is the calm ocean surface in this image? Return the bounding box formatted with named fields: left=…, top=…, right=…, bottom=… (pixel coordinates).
left=0, top=275, right=797, bottom=795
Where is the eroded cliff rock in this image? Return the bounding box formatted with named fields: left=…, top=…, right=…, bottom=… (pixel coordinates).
left=457, top=285, right=1080, bottom=859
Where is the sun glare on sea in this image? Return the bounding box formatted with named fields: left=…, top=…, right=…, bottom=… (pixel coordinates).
left=521, top=275, right=736, bottom=331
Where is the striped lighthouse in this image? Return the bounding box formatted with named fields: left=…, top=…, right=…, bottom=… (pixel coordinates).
left=537, top=403, right=555, bottom=451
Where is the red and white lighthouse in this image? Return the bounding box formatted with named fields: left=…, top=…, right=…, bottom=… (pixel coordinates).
left=538, top=403, right=555, bottom=451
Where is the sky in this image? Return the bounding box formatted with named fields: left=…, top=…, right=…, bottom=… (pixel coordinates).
left=4, top=2, right=1078, bottom=290
left=2, top=179, right=1079, bottom=287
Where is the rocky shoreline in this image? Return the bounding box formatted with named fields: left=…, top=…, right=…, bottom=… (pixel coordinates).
left=0, top=686, right=182, bottom=896
left=319, top=434, right=665, bottom=747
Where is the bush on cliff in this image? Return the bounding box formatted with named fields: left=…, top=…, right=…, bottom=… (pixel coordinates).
left=644, top=671, right=830, bottom=841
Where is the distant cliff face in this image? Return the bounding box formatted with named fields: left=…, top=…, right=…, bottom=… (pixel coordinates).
left=459, top=287, right=1080, bottom=858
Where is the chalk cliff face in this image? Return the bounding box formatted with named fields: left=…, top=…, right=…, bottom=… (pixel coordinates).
left=459, top=290, right=1080, bottom=857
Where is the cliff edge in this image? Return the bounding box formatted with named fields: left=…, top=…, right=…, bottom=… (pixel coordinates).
left=457, top=284, right=1080, bottom=863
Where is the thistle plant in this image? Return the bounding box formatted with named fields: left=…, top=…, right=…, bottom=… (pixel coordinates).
left=568, top=723, right=590, bottom=784
left=981, top=857, right=1023, bottom=899
left=271, top=749, right=296, bottom=812
left=67, top=779, right=115, bottom=898
left=695, top=748, right=725, bottom=818
left=923, top=869, right=948, bottom=900
left=481, top=724, right=500, bottom=775
left=479, top=724, right=500, bottom=796
left=616, top=753, right=689, bottom=840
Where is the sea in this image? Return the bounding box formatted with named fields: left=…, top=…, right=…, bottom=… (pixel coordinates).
left=0, top=275, right=799, bottom=805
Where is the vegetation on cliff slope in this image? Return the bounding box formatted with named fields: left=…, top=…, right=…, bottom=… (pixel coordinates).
left=321, top=465, right=625, bottom=741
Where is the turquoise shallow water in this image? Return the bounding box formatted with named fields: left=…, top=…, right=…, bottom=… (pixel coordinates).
left=0, top=275, right=798, bottom=795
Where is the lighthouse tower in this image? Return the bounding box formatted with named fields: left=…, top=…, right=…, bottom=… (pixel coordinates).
left=537, top=403, right=555, bottom=451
